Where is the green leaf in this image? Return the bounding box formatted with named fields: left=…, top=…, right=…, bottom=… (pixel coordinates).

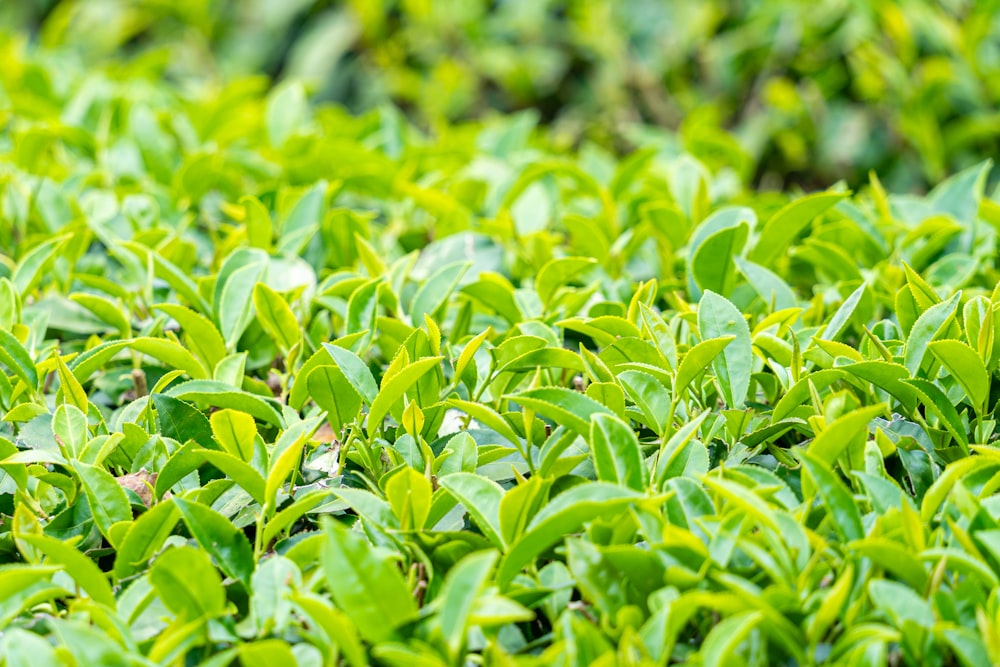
left=770, top=368, right=849, bottom=422
left=675, top=336, right=734, bottom=399
left=928, top=339, right=990, bottom=413
left=150, top=545, right=226, bottom=620
left=438, top=473, right=506, bottom=549
left=173, top=497, right=255, bottom=585
left=734, top=257, right=797, bottom=310
left=654, top=412, right=710, bottom=487
left=436, top=550, right=499, bottom=660
left=210, top=408, right=257, bottom=461
left=16, top=532, right=115, bottom=606
left=385, top=466, right=433, bottom=531
left=279, top=182, right=327, bottom=255
left=497, top=483, right=644, bottom=587
left=262, top=489, right=332, bottom=547
left=698, top=291, right=752, bottom=408
left=72, top=461, right=132, bottom=548
left=154, top=394, right=216, bottom=449
left=462, top=275, right=523, bottom=324
left=166, top=380, right=284, bottom=427
left=618, top=370, right=670, bottom=435
left=941, top=627, right=992, bottom=667
left=0, top=565, right=61, bottom=626
left=214, top=249, right=269, bottom=349
left=291, top=594, right=367, bottom=667
left=536, top=257, right=597, bottom=307
left=902, top=261, right=941, bottom=310
left=251, top=556, right=300, bottom=636
left=238, top=640, right=298, bottom=667
left=113, top=498, right=180, bottom=581
left=0, top=329, right=38, bottom=389
left=154, top=440, right=208, bottom=499
left=289, top=346, right=335, bottom=410
left=920, top=456, right=1000, bottom=522
left=796, top=449, right=864, bottom=542
left=153, top=304, right=227, bottom=371
left=560, top=316, right=642, bottom=347
left=589, top=413, right=647, bottom=491
left=0, top=278, right=18, bottom=330
left=367, top=356, right=443, bottom=436
left=241, top=195, right=274, bottom=250
left=904, top=291, right=961, bottom=375
left=119, top=241, right=211, bottom=314
left=12, top=234, right=71, bottom=296
left=265, top=415, right=325, bottom=511
left=331, top=488, right=399, bottom=531
left=69, top=293, right=131, bottom=336
left=808, top=404, right=886, bottom=468
left=253, top=283, right=300, bottom=353
left=345, top=278, right=381, bottom=352
left=198, top=450, right=266, bottom=505
left=307, top=365, right=362, bottom=435
left=411, top=261, right=470, bottom=322
left=54, top=353, right=88, bottom=413
left=638, top=302, right=678, bottom=371
left=929, top=160, right=991, bottom=227
left=498, top=477, right=550, bottom=547
left=752, top=191, right=848, bottom=265
left=445, top=398, right=522, bottom=449
left=701, top=475, right=780, bottom=533
left=321, top=342, right=379, bottom=405
left=266, top=80, right=307, bottom=148
left=506, top=387, right=612, bottom=436
left=805, top=562, right=854, bottom=643
left=585, top=381, right=626, bottom=418
left=215, top=352, right=248, bottom=386
left=868, top=579, right=934, bottom=628
left=700, top=611, right=763, bottom=667
left=1, top=628, right=61, bottom=667
left=837, top=360, right=917, bottom=413
left=691, top=222, right=749, bottom=296
left=46, top=621, right=132, bottom=667
left=52, top=403, right=87, bottom=458
left=904, top=378, right=969, bottom=452
left=320, top=516, right=418, bottom=643
left=496, top=347, right=584, bottom=375
left=817, top=283, right=868, bottom=342
left=130, top=336, right=210, bottom=380
left=848, top=538, right=928, bottom=591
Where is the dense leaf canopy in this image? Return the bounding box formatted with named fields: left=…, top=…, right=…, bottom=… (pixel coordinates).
left=7, top=0, right=1000, bottom=189
left=2, top=3, right=1000, bottom=666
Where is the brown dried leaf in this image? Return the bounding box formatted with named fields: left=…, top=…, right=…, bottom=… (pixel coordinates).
left=313, top=422, right=339, bottom=444
left=117, top=470, right=157, bottom=507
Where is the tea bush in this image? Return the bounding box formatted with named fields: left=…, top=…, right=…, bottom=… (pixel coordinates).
left=7, top=0, right=1000, bottom=189
left=2, top=8, right=1000, bottom=667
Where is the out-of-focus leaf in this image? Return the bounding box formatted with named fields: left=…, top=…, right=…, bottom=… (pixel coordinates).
left=320, top=517, right=418, bottom=643
left=150, top=545, right=226, bottom=620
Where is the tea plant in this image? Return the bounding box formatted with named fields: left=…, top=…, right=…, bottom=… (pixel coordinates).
left=8, top=0, right=1000, bottom=189
left=1, top=26, right=1000, bottom=667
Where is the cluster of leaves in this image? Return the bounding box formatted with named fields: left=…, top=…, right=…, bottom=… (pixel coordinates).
left=7, top=0, right=1000, bottom=190
left=5, top=28, right=1000, bottom=667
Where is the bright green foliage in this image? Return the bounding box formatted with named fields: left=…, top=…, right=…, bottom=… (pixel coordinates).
left=7, top=1, right=1000, bottom=190
left=4, top=13, right=1000, bottom=667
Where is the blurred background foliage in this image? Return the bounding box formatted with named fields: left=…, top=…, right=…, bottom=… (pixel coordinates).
left=4, top=0, right=1000, bottom=192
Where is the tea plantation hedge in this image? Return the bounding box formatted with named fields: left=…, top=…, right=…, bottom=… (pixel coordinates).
left=7, top=0, right=1000, bottom=190
left=1, top=4, right=1000, bottom=666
